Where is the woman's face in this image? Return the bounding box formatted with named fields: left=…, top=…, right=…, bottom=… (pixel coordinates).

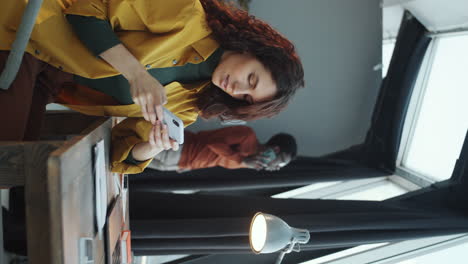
left=262, top=147, right=292, bottom=171
left=212, top=51, right=277, bottom=104
left=268, top=151, right=292, bottom=170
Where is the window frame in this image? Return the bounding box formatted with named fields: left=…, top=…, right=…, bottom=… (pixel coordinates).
left=273, top=175, right=418, bottom=200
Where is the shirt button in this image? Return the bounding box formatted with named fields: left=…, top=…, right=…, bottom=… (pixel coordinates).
left=34, top=49, right=40, bottom=55
left=194, top=56, right=199, bottom=61
left=145, top=64, right=151, bottom=69
left=172, top=59, right=178, bottom=65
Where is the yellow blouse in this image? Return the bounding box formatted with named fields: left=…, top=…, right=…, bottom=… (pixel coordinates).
left=108, top=81, right=209, bottom=174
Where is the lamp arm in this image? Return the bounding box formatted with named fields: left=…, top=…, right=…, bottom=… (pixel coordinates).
left=292, top=242, right=301, bottom=252
left=283, top=240, right=296, bottom=253
left=273, top=230, right=310, bottom=264
left=275, top=251, right=286, bottom=264
left=276, top=242, right=299, bottom=264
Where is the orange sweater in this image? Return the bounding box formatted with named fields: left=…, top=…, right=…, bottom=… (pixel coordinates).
left=178, top=126, right=259, bottom=170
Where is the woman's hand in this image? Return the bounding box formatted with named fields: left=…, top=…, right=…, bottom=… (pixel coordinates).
left=128, top=69, right=167, bottom=124
left=148, top=121, right=179, bottom=151
left=99, top=44, right=167, bottom=124
left=130, top=121, right=179, bottom=161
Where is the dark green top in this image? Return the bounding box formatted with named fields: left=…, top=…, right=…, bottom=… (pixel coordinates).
left=66, top=15, right=223, bottom=105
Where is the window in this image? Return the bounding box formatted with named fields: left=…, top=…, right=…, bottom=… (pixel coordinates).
left=399, top=34, right=468, bottom=182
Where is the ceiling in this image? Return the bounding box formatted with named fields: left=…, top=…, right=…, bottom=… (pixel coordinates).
left=383, top=0, right=468, bottom=39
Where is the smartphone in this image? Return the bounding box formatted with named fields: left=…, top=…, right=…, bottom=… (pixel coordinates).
left=162, top=107, right=184, bottom=144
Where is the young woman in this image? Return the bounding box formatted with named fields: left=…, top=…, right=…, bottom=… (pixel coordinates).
left=0, top=0, right=304, bottom=173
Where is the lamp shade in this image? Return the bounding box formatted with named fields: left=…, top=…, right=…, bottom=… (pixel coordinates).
left=249, top=212, right=310, bottom=254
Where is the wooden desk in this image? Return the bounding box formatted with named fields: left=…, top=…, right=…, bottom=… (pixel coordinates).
left=0, top=112, right=129, bottom=264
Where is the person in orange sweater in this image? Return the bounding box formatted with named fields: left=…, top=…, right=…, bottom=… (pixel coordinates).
left=142, top=125, right=297, bottom=172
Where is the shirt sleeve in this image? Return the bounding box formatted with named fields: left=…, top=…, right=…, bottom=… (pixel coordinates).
left=66, top=15, right=121, bottom=56
left=236, top=128, right=259, bottom=157
left=110, top=107, right=198, bottom=174
left=64, top=0, right=197, bottom=33
left=111, top=117, right=154, bottom=174
left=123, top=148, right=146, bottom=165
left=64, top=0, right=108, bottom=20
left=63, top=0, right=209, bottom=62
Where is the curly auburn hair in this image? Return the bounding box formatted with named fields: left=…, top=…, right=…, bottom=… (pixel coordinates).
left=197, top=0, right=305, bottom=121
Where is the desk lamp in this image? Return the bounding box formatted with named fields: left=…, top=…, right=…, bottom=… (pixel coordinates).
left=249, top=212, right=310, bottom=264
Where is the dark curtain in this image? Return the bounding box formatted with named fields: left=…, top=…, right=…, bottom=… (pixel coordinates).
left=165, top=249, right=346, bottom=264
left=130, top=171, right=468, bottom=256
left=131, top=131, right=468, bottom=258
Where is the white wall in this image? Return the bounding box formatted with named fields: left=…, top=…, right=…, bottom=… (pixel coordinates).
left=189, top=0, right=382, bottom=156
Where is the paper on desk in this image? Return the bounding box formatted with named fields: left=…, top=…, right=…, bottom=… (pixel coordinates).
left=121, top=174, right=128, bottom=223
left=113, top=173, right=121, bottom=197
left=94, top=140, right=108, bottom=239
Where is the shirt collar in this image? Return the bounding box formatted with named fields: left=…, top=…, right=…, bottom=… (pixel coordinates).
left=191, top=35, right=220, bottom=61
